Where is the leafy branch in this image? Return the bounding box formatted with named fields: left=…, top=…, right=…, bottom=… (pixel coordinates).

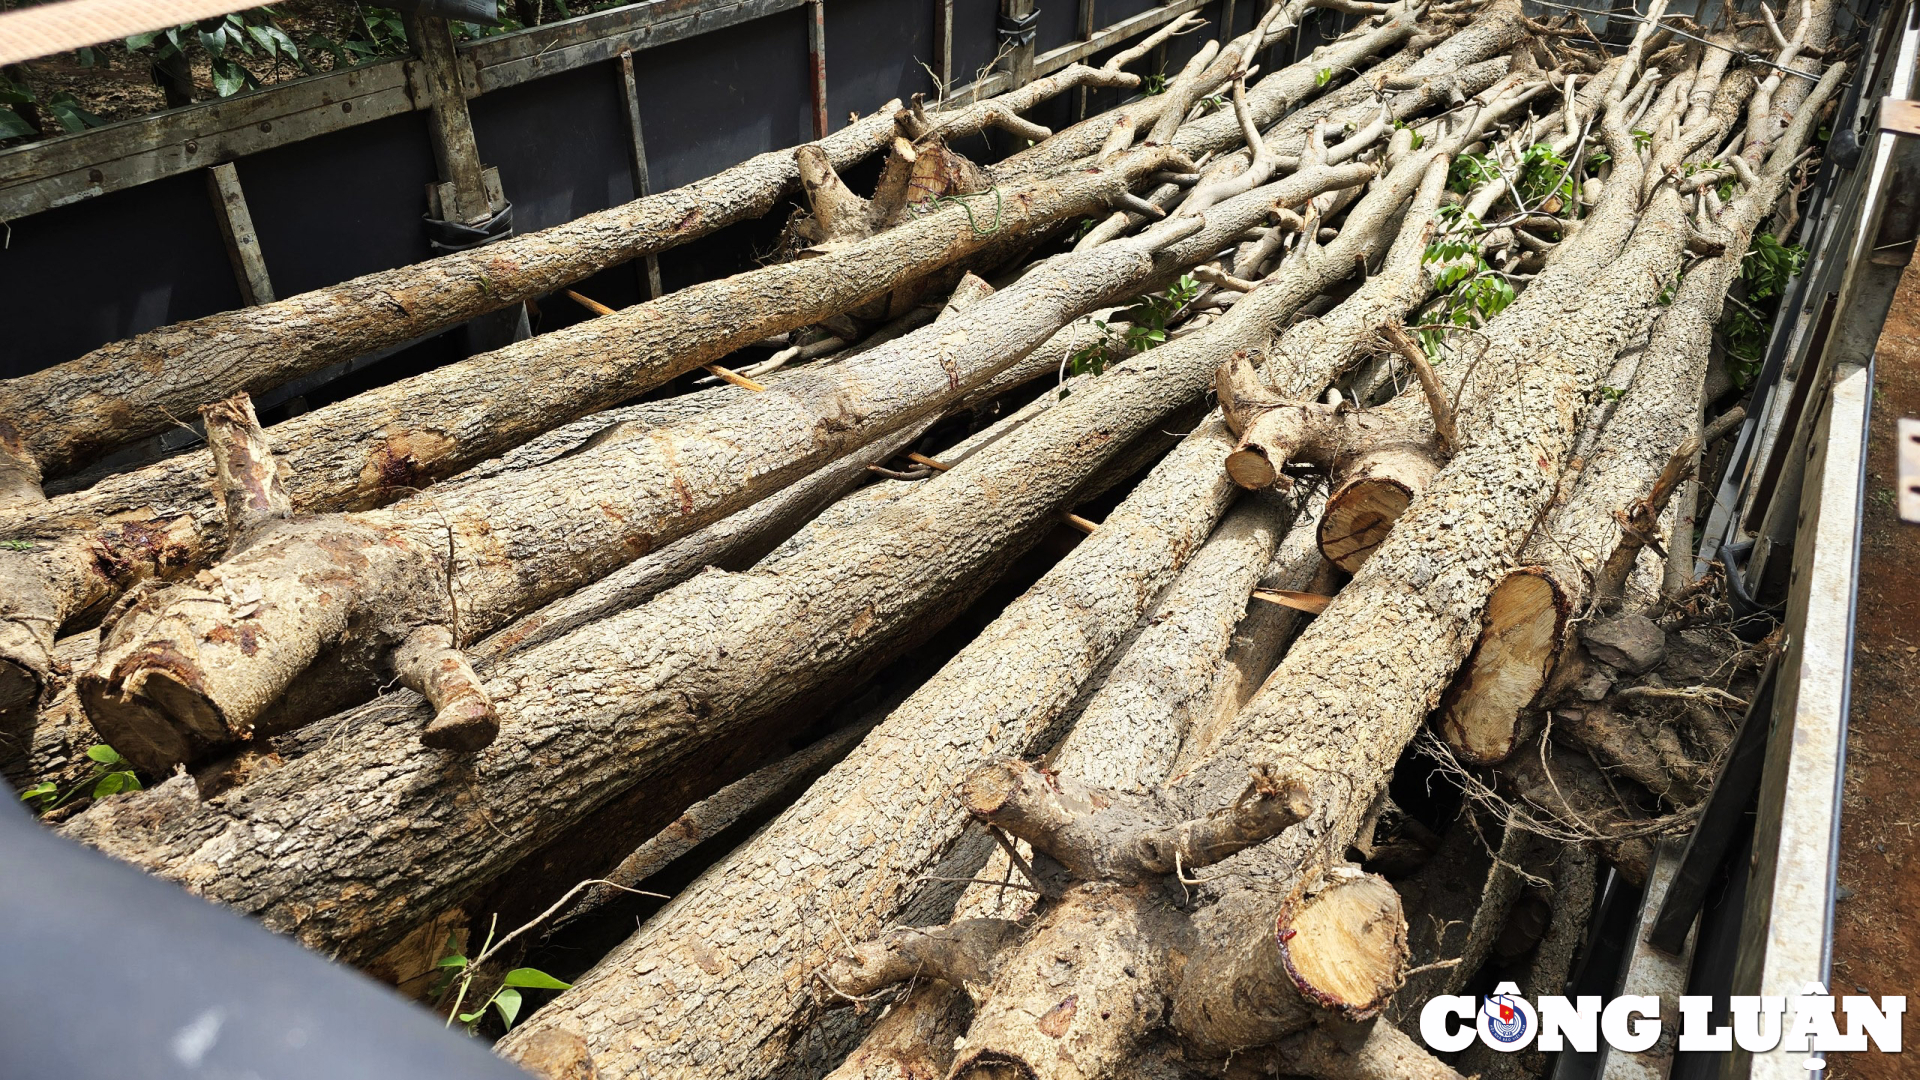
left=434, top=917, right=573, bottom=1034
left=18, top=745, right=141, bottom=814
left=1065, top=274, right=1199, bottom=382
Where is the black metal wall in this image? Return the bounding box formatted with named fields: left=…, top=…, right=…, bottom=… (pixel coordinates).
left=0, top=1, right=1009, bottom=379
left=0, top=1, right=1363, bottom=385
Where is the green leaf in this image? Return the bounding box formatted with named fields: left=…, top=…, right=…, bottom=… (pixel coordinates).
left=1315, top=67, right=1332, bottom=87
left=210, top=57, right=251, bottom=98
left=86, top=745, right=125, bottom=765
left=437, top=954, right=469, bottom=968
left=265, top=26, right=299, bottom=60
left=246, top=23, right=278, bottom=55
left=76, top=46, right=98, bottom=67
left=501, top=968, right=572, bottom=990
left=44, top=95, right=106, bottom=134
left=458, top=1008, right=486, bottom=1024
left=124, top=30, right=161, bottom=50
left=0, top=108, right=34, bottom=139
left=491, top=988, right=523, bottom=1029
left=200, top=26, right=230, bottom=56
left=19, top=782, right=56, bottom=802
left=92, top=771, right=130, bottom=798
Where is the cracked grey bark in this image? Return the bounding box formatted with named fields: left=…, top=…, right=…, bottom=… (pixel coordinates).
left=8, top=144, right=1209, bottom=745
left=493, top=155, right=1452, bottom=1058
left=0, top=65, right=1145, bottom=496
left=1135, top=17, right=1718, bottom=1058
left=1437, top=59, right=1842, bottom=768
left=57, top=186, right=1298, bottom=974
left=1179, top=489, right=1330, bottom=770
left=819, top=490, right=1308, bottom=1080
left=75, top=158, right=1371, bottom=774
left=494, top=414, right=1246, bottom=1079
left=500, top=41, right=1520, bottom=1066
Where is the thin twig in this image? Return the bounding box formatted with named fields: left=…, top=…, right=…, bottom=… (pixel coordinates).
left=1526, top=0, right=1821, bottom=78
left=1381, top=323, right=1459, bottom=455
left=468, top=878, right=668, bottom=972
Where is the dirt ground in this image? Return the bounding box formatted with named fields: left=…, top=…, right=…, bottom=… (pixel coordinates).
left=1826, top=252, right=1920, bottom=1079
left=0, top=0, right=648, bottom=148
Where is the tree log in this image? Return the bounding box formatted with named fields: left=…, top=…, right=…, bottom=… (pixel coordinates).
left=492, top=407, right=1247, bottom=1077
left=1018, top=17, right=1713, bottom=1066
left=0, top=66, right=1150, bottom=495
left=492, top=159, right=1462, bottom=1060
left=1, top=285, right=1107, bottom=797
left=1437, top=58, right=1844, bottom=767
left=817, top=488, right=1309, bottom=1077
left=742, top=87, right=1514, bottom=1079
left=77, top=157, right=1390, bottom=774
left=0, top=147, right=1212, bottom=742
left=1180, top=490, right=1332, bottom=770
left=57, top=208, right=1278, bottom=971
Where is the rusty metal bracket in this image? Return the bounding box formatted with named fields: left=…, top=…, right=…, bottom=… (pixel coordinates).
left=1879, top=95, right=1920, bottom=136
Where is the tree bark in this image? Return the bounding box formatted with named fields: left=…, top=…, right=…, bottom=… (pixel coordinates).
left=0, top=142, right=1196, bottom=731
left=970, top=22, right=1715, bottom=1068
left=0, top=66, right=1144, bottom=495
left=568, top=86, right=1498, bottom=1076
left=3, top=289, right=1108, bottom=797
left=492, top=154, right=1465, bottom=1056
left=1179, top=491, right=1331, bottom=770
left=57, top=210, right=1278, bottom=972
left=492, top=412, right=1246, bottom=1078
left=813, top=487, right=1311, bottom=1078
left=83, top=157, right=1390, bottom=775
left=1436, top=59, right=1844, bottom=767
left=1037, top=493, right=1304, bottom=792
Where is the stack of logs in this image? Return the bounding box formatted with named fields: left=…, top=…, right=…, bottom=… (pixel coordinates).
left=0, top=0, right=1839, bottom=1077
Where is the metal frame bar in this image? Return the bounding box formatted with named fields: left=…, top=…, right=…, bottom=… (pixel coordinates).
left=0, top=0, right=1207, bottom=222
left=617, top=49, right=665, bottom=301
left=807, top=0, right=829, bottom=139
left=204, top=161, right=274, bottom=305
left=1725, top=358, right=1868, bottom=1080
left=934, top=0, right=955, bottom=98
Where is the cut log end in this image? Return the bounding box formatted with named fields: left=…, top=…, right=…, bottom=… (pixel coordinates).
left=1319, top=477, right=1414, bottom=573
left=396, top=625, right=501, bottom=753
left=419, top=695, right=500, bottom=751
left=1226, top=445, right=1282, bottom=489
left=0, top=656, right=42, bottom=713
left=957, top=757, right=1026, bottom=819
left=77, top=662, right=225, bottom=777
left=1277, top=873, right=1408, bottom=1023
left=1438, top=568, right=1568, bottom=765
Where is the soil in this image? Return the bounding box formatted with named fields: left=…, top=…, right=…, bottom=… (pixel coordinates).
left=0, top=0, right=637, bottom=149
left=1826, top=251, right=1920, bottom=1078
